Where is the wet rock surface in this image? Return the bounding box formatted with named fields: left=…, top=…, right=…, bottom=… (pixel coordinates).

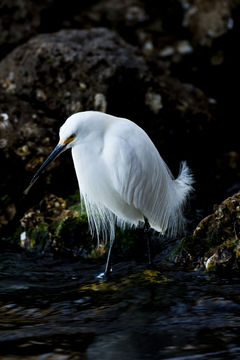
left=1, top=251, right=240, bottom=359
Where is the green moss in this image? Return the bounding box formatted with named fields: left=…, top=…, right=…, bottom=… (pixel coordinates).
left=52, top=210, right=94, bottom=257
left=27, top=223, right=50, bottom=252
left=171, top=227, right=226, bottom=267
left=171, top=236, right=193, bottom=255
left=67, top=191, right=81, bottom=207
left=224, top=238, right=239, bottom=249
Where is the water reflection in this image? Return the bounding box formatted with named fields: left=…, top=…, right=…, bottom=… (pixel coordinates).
left=1, top=251, right=240, bottom=359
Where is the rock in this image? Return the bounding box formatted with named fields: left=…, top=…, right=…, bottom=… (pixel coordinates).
left=174, top=192, right=240, bottom=274
left=19, top=193, right=142, bottom=261
left=78, top=0, right=186, bottom=57
left=142, top=77, right=215, bottom=174
left=82, top=0, right=148, bottom=27
left=182, top=0, right=240, bottom=46
left=0, top=0, right=185, bottom=60
left=0, top=93, right=57, bottom=156
left=0, top=0, right=100, bottom=59
left=78, top=0, right=148, bottom=39
left=0, top=92, right=58, bottom=230
left=0, top=0, right=42, bottom=58
left=0, top=26, right=214, bottom=156
left=20, top=194, right=93, bottom=257
left=0, top=28, right=147, bottom=118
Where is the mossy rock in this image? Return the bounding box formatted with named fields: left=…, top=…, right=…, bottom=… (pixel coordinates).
left=173, top=192, right=240, bottom=275
left=20, top=194, right=92, bottom=257
left=19, top=193, right=142, bottom=261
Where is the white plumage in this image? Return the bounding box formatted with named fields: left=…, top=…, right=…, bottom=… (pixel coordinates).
left=57, top=111, right=193, bottom=243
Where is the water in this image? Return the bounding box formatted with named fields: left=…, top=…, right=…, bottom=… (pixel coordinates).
left=1, top=251, right=240, bottom=360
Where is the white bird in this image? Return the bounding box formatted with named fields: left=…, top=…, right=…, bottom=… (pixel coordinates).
left=27, top=111, right=193, bottom=276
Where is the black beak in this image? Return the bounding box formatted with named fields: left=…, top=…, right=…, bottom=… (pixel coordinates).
left=24, top=143, right=67, bottom=195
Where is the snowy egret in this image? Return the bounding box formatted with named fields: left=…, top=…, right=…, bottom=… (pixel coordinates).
left=27, top=111, right=193, bottom=276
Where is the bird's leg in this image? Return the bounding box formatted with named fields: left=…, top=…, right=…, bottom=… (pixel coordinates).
left=104, top=240, right=114, bottom=277
left=144, top=217, right=152, bottom=265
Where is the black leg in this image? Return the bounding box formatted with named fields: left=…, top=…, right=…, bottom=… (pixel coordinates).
left=104, top=240, right=114, bottom=276
left=144, top=217, right=152, bottom=265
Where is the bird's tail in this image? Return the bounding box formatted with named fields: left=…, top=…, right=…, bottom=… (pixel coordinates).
left=168, top=161, right=194, bottom=237
left=175, top=161, right=194, bottom=197
left=147, top=159, right=194, bottom=237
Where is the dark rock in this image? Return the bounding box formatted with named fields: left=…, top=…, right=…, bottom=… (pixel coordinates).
left=0, top=93, right=57, bottom=156
left=77, top=0, right=149, bottom=45
left=0, top=92, right=58, bottom=230
left=0, top=0, right=42, bottom=58
left=0, top=28, right=147, bottom=118
left=0, top=27, right=215, bottom=151
left=78, top=0, right=185, bottom=53
left=82, top=0, right=148, bottom=28
left=0, top=0, right=99, bottom=60
left=0, top=26, right=215, bottom=153
left=0, top=0, right=185, bottom=60
left=182, top=0, right=240, bottom=46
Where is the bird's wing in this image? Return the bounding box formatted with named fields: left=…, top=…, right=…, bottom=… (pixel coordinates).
left=102, top=118, right=192, bottom=236
left=103, top=126, right=159, bottom=211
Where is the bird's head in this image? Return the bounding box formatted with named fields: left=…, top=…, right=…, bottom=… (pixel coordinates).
left=24, top=112, right=86, bottom=194
left=58, top=113, right=82, bottom=148
left=24, top=111, right=107, bottom=194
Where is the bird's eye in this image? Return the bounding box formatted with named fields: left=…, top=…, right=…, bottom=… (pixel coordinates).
left=68, top=133, right=76, bottom=142
left=61, top=134, right=76, bottom=145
